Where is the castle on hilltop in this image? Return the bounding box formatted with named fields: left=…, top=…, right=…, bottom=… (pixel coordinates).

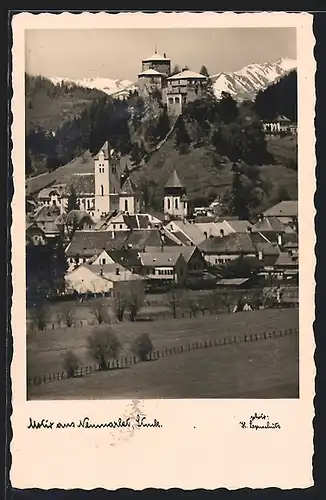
left=137, top=50, right=208, bottom=115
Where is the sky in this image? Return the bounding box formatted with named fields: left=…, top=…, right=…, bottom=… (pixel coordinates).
left=25, top=28, right=296, bottom=81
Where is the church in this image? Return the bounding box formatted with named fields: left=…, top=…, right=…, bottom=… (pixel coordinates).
left=36, top=142, right=142, bottom=220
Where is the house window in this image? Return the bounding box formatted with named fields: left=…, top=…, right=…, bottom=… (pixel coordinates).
left=102, top=258, right=106, bottom=265
left=113, top=224, right=116, bottom=230
left=87, top=199, right=90, bottom=209
left=175, top=97, right=180, bottom=103
left=83, top=258, right=86, bottom=263
left=101, top=185, right=104, bottom=196
left=119, top=224, right=123, bottom=229
left=168, top=97, right=173, bottom=104
left=167, top=198, right=171, bottom=210
left=124, top=199, right=128, bottom=212
left=175, top=198, right=179, bottom=209
left=215, top=258, right=218, bottom=264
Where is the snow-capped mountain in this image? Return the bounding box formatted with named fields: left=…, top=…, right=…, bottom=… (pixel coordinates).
left=49, top=76, right=137, bottom=97
left=211, top=57, right=297, bottom=101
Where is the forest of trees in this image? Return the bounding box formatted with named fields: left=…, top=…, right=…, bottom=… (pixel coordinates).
left=254, top=70, right=297, bottom=121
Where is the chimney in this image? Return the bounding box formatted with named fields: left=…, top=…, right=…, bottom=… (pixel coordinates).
left=116, top=268, right=120, bottom=275
left=164, top=52, right=167, bottom=58
left=277, top=234, right=283, bottom=246
left=220, top=229, right=224, bottom=237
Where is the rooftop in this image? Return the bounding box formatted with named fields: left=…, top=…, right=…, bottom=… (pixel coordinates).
left=199, top=232, right=256, bottom=254
left=167, top=70, right=208, bottom=81
left=263, top=200, right=298, bottom=218
left=138, top=69, right=166, bottom=77
left=164, top=169, right=185, bottom=189
left=139, top=251, right=181, bottom=267
left=143, top=52, right=171, bottom=62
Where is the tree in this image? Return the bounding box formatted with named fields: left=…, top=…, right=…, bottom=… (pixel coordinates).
left=91, top=300, right=110, bottom=324
left=171, top=64, right=180, bottom=76
left=87, top=325, right=121, bottom=370
left=63, top=350, right=80, bottom=378
left=126, top=291, right=144, bottom=322
left=174, top=117, right=191, bottom=154
left=156, top=109, right=170, bottom=140
left=113, top=291, right=128, bottom=322
left=131, top=333, right=153, bottom=361
left=26, top=237, right=69, bottom=305
left=130, top=142, right=142, bottom=166
left=216, top=92, right=239, bottom=124
left=67, top=185, right=80, bottom=212
left=167, top=287, right=184, bottom=319
left=200, top=65, right=210, bottom=77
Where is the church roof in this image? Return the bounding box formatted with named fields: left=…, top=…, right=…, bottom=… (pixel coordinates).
left=94, top=141, right=117, bottom=160
left=120, top=176, right=138, bottom=196
left=167, top=70, right=208, bottom=81
left=143, top=52, right=171, bottom=62
left=164, top=170, right=184, bottom=189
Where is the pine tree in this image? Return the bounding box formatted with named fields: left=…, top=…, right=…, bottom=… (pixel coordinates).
left=174, top=117, right=191, bottom=154
left=67, top=185, right=79, bottom=212
left=200, top=65, right=210, bottom=77
left=156, top=109, right=170, bottom=140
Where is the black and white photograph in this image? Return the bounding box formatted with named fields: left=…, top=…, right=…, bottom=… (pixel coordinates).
left=10, top=11, right=316, bottom=491
left=24, top=23, right=301, bottom=401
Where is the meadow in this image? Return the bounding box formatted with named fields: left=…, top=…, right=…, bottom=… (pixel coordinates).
left=27, top=308, right=299, bottom=399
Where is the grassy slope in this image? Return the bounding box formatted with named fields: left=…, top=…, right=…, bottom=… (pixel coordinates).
left=130, top=132, right=298, bottom=207
left=28, top=326, right=299, bottom=399
left=27, top=308, right=298, bottom=379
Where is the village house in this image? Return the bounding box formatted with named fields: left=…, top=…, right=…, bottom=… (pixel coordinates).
left=262, top=200, right=298, bottom=227
left=198, top=232, right=257, bottom=266
left=144, top=245, right=207, bottom=276
left=138, top=251, right=187, bottom=286
left=36, top=183, right=67, bottom=212
left=65, top=262, right=145, bottom=297
left=262, top=115, right=296, bottom=135
left=28, top=205, right=62, bottom=239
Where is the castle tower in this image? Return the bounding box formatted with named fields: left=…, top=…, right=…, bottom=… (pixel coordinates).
left=163, top=169, right=188, bottom=220
left=94, top=141, right=121, bottom=218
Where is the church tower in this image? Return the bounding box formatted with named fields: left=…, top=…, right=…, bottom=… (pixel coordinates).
left=94, top=141, right=121, bottom=219
left=163, top=169, right=189, bottom=220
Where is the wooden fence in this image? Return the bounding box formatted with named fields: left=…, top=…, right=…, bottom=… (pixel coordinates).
left=27, top=327, right=299, bottom=388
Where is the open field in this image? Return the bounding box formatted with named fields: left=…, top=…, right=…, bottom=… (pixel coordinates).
left=28, top=330, right=299, bottom=399
left=27, top=308, right=298, bottom=381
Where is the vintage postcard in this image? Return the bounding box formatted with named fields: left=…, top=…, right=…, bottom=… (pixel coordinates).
left=11, top=11, right=315, bottom=490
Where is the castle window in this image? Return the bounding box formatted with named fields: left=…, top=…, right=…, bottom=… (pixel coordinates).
left=175, top=198, right=179, bottom=209
left=175, top=97, right=180, bottom=103
left=167, top=198, right=171, bottom=210
left=124, top=199, right=128, bottom=212
left=168, top=97, right=173, bottom=104
left=101, top=185, right=104, bottom=196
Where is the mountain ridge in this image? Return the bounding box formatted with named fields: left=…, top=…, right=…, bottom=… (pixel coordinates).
left=32, top=56, right=296, bottom=103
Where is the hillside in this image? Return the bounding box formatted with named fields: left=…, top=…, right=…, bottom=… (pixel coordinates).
left=212, top=57, right=296, bottom=102
left=25, top=74, right=108, bottom=132
left=130, top=132, right=297, bottom=212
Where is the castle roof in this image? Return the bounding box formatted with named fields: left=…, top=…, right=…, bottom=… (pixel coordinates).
left=138, top=69, right=166, bottom=77
left=143, top=52, right=170, bottom=62
left=167, top=70, right=208, bottom=81
left=164, top=170, right=185, bottom=189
